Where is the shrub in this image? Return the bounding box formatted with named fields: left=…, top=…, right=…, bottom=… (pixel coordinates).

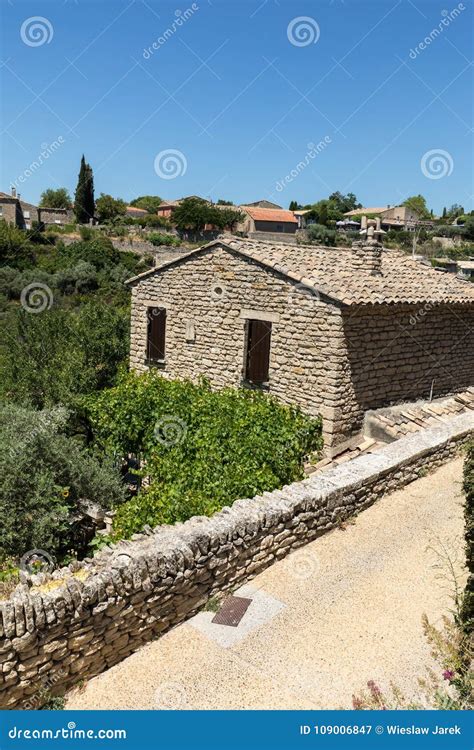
left=0, top=302, right=129, bottom=409
left=57, top=235, right=120, bottom=271
left=148, top=232, right=180, bottom=247
left=430, top=225, right=467, bottom=239
left=0, top=220, right=35, bottom=269
left=0, top=404, right=125, bottom=559
left=131, top=214, right=169, bottom=229
left=85, top=371, right=323, bottom=537
left=306, top=223, right=337, bottom=246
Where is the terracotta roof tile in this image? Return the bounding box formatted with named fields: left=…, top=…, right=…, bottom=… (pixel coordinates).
left=240, top=206, right=298, bottom=223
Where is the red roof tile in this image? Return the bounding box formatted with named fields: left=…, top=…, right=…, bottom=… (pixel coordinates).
left=241, top=206, right=298, bottom=223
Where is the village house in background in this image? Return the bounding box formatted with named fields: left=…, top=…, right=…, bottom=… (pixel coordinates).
left=126, top=232, right=474, bottom=454
left=126, top=205, right=148, bottom=220
left=237, top=205, right=298, bottom=241
left=0, top=187, right=73, bottom=229
left=344, top=204, right=434, bottom=230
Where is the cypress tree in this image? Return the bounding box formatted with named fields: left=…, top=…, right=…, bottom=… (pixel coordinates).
left=74, top=155, right=95, bottom=223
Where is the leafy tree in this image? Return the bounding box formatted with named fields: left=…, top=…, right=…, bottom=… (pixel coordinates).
left=442, top=207, right=447, bottom=219
left=74, top=155, right=95, bottom=224
left=0, top=302, right=129, bottom=409
left=0, top=404, right=125, bottom=558
left=289, top=200, right=302, bottom=211
left=446, top=204, right=465, bottom=221
left=464, top=216, right=474, bottom=240
left=172, top=198, right=242, bottom=233
left=172, top=197, right=213, bottom=232
left=39, top=187, right=72, bottom=209
left=328, top=191, right=361, bottom=214
left=130, top=195, right=162, bottom=213
left=216, top=199, right=234, bottom=206
left=95, top=193, right=127, bottom=224
left=0, top=220, right=35, bottom=269
left=215, top=206, right=244, bottom=231
left=403, top=195, right=430, bottom=219
left=318, top=201, right=329, bottom=226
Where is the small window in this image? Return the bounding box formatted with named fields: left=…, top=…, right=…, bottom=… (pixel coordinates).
left=146, top=307, right=166, bottom=362
left=24, top=211, right=30, bottom=219
left=245, top=319, right=271, bottom=384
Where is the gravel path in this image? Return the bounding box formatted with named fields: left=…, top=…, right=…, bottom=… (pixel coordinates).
left=67, top=457, right=466, bottom=710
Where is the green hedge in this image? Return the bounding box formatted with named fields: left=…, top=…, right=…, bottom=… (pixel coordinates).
left=85, top=372, right=323, bottom=537
left=462, top=443, right=474, bottom=631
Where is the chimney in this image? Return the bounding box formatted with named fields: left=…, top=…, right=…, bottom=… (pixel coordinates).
left=352, top=216, right=383, bottom=275
left=11, top=186, right=16, bottom=198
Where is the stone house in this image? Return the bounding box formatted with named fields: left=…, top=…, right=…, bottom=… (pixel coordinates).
left=243, top=200, right=283, bottom=209
left=238, top=206, right=298, bottom=237
left=0, top=189, right=39, bottom=228
left=0, top=188, right=73, bottom=229
left=126, top=235, right=474, bottom=454
left=344, top=204, right=433, bottom=230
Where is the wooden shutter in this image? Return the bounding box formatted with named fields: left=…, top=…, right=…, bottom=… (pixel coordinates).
left=245, top=319, right=272, bottom=383
left=147, top=307, right=166, bottom=361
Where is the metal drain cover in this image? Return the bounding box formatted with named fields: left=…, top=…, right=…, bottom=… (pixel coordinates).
left=211, top=595, right=252, bottom=627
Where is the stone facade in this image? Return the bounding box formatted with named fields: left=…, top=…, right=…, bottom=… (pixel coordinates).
left=38, top=207, right=73, bottom=226
left=130, top=245, right=344, bottom=447
left=338, top=303, right=474, bottom=441
left=1, top=411, right=472, bottom=709
left=128, top=240, right=474, bottom=451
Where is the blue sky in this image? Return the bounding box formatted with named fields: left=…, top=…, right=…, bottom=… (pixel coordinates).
left=1, top=0, right=472, bottom=213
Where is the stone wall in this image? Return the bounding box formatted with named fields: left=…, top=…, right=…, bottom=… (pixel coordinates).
left=129, top=244, right=345, bottom=447
left=338, top=303, right=474, bottom=440
left=38, top=207, right=74, bottom=226
left=112, top=237, right=188, bottom=263
left=1, top=411, right=472, bottom=709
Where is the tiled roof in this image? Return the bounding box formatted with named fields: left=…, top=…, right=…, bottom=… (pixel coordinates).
left=240, top=206, right=298, bottom=223
left=0, top=191, right=16, bottom=201
left=343, top=207, right=387, bottom=216
left=126, top=235, right=474, bottom=306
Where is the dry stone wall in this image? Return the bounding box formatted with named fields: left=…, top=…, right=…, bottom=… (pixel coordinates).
left=1, top=411, right=472, bottom=709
